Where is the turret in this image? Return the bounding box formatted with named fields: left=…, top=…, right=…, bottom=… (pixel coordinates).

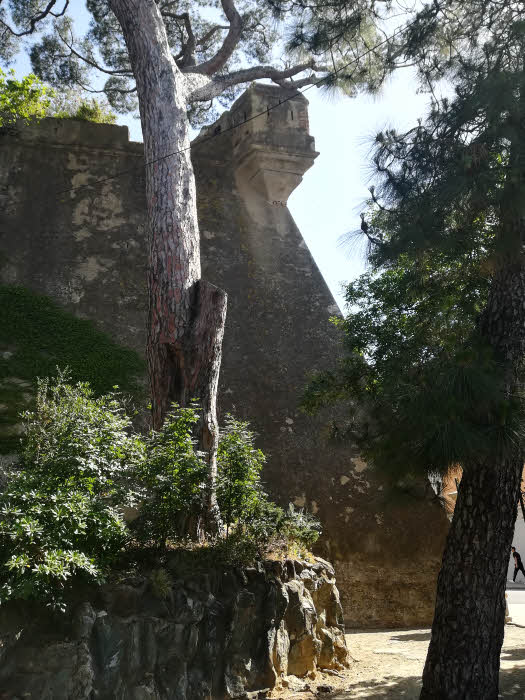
left=199, top=83, right=319, bottom=204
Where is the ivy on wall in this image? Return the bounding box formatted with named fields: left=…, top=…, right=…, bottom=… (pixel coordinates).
left=0, top=286, right=145, bottom=454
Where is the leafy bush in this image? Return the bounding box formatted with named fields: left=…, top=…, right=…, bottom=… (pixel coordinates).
left=0, top=73, right=116, bottom=129
left=0, top=68, right=52, bottom=127
left=281, top=504, right=321, bottom=549
left=49, top=90, right=116, bottom=123
left=150, top=567, right=172, bottom=599
left=134, top=406, right=208, bottom=549
left=216, top=416, right=266, bottom=535
left=215, top=416, right=320, bottom=556
left=0, top=373, right=322, bottom=608
left=0, top=372, right=142, bottom=609
left=242, top=499, right=321, bottom=556
left=247, top=498, right=287, bottom=542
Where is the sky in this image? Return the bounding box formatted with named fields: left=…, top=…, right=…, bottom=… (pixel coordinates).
left=289, top=75, right=431, bottom=309
left=8, top=5, right=434, bottom=311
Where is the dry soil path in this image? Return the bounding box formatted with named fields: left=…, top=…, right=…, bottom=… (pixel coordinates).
left=271, top=624, right=525, bottom=699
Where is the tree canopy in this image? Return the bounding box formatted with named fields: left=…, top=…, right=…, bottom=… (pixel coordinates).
left=0, top=67, right=51, bottom=125
left=0, top=0, right=388, bottom=125
left=300, top=2, right=525, bottom=697
left=304, top=3, right=525, bottom=480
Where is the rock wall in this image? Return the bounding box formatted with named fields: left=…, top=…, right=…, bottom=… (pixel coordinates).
left=0, top=558, right=348, bottom=699
left=0, top=84, right=449, bottom=627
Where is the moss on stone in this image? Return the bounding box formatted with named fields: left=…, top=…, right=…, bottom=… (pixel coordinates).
left=0, top=285, right=145, bottom=454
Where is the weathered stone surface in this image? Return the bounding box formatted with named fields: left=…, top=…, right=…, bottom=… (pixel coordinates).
left=0, top=558, right=348, bottom=699
left=0, top=84, right=449, bottom=627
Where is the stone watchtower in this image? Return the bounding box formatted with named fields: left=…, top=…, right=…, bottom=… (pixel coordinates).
left=0, top=84, right=449, bottom=626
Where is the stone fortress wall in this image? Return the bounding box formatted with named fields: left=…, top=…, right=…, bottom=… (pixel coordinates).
left=0, top=83, right=450, bottom=627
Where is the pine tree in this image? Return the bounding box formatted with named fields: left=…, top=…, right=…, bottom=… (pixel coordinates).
left=0, top=0, right=372, bottom=532
left=303, top=4, right=525, bottom=695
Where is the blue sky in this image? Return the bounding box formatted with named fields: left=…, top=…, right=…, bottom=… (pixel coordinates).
left=7, top=5, right=433, bottom=310
left=289, top=74, right=430, bottom=308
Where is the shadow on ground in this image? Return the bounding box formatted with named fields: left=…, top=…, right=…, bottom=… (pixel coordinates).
left=328, top=674, right=421, bottom=699
left=501, top=645, right=525, bottom=663
left=327, top=654, right=525, bottom=698
left=390, top=632, right=431, bottom=643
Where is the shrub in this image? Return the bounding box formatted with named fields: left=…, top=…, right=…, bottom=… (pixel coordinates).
left=0, top=72, right=116, bottom=129
left=243, top=499, right=321, bottom=557
left=150, top=567, right=172, bottom=599
left=0, top=371, right=143, bottom=609
left=134, top=406, right=208, bottom=549
left=216, top=416, right=266, bottom=535
left=0, top=68, right=52, bottom=127
left=50, top=92, right=116, bottom=124
left=281, top=504, right=321, bottom=549
left=216, top=416, right=321, bottom=557
left=0, top=373, right=322, bottom=608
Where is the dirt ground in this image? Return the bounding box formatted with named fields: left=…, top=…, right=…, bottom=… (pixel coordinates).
left=270, top=624, right=525, bottom=699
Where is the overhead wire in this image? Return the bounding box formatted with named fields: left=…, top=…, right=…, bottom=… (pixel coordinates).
left=45, top=16, right=416, bottom=199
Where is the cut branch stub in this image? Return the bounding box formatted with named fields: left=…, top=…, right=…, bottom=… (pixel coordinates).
left=151, top=279, right=227, bottom=532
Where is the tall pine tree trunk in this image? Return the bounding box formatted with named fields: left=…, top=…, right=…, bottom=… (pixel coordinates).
left=109, top=0, right=226, bottom=530
left=421, top=69, right=525, bottom=696
left=420, top=267, right=525, bottom=699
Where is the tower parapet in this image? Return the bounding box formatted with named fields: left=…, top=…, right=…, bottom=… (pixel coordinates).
left=199, top=84, right=319, bottom=203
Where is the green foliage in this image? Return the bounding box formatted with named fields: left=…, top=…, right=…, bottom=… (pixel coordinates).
left=164, top=500, right=322, bottom=572
left=150, top=567, right=172, bottom=599
left=304, top=10, right=525, bottom=481
left=0, top=372, right=141, bottom=609
left=0, top=68, right=52, bottom=127
left=0, top=70, right=116, bottom=127
left=215, top=417, right=320, bottom=553
left=281, top=503, right=321, bottom=549
left=0, top=286, right=145, bottom=454
left=231, top=497, right=321, bottom=559
left=268, top=0, right=387, bottom=95
left=216, top=416, right=265, bottom=534
left=134, top=406, right=208, bottom=549
left=304, top=242, right=525, bottom=478
left=0, top=373, right=321, bottom=607
left=71, top=98, right=116, bottom=123
left=49, top=89, right=116, bottom=124
left=242, top=497, right=287, bottom=548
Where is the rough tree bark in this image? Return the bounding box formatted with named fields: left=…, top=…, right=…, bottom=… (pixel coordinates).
left=420, top=73, right=525, bottom=696
left=108, top=0, right=227, bottom=529
left=0, top=0, right=325, bottom=519
left=420, top=271, right=525, bottom=695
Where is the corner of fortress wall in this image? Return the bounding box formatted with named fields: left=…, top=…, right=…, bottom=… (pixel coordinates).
left=0, top=86, right=450, bottom=627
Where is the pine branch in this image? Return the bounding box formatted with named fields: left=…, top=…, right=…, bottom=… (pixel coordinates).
left=0, top=0, right=68, bottom=37
left=56, top=28, right=132, bottom=76
left=196, top=25, right=229, bottom=49
left=185, top=61, right=323, bottom=102
left=191, top=0, right=243, bottom=76
left=162, top=11, right=196, bottom=67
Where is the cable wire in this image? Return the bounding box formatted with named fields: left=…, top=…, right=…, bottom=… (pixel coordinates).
left=47, top=18, right=413, bottom=199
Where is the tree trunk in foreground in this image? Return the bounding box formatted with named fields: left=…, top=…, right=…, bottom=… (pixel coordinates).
left=109, top=0, right=227, bottom=530
left=421, top=264, right=525, bottom=699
